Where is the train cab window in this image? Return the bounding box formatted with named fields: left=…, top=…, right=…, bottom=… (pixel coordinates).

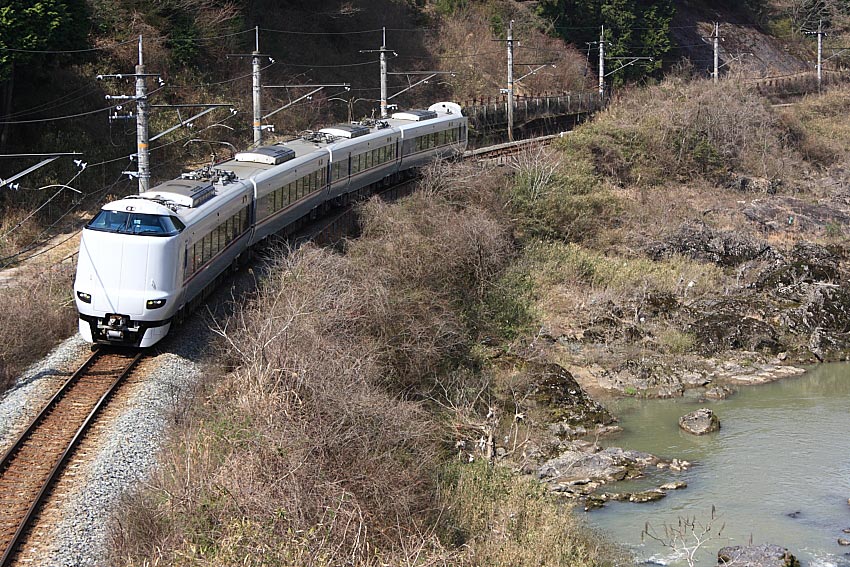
left=87, top=211, right=184, bottom=236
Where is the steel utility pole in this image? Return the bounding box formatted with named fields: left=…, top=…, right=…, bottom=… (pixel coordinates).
left=381, top=27, right=388, bottom=119
left=228, top=27, right=272, bottom=145
left=713, top=22, right=720, bottom=83
left=598, top=25, right=605, bottom=100
left=360, top=28, right=395, bottom=118
left=816, top=20, right=823, bottom=90
left=101, top=36, right=160, bottom=193
left=102, top=38, right=234, bottom=191
left=507, top=20, right=515, bottom=142
left=135, top=37, right=150, bottom=192
left=804, top=21, right=825, bottom=91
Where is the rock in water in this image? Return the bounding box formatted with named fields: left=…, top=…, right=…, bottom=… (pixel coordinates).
left=679, top=408, right=721, bottom=435
left=717, top=544, right=800, bottom=566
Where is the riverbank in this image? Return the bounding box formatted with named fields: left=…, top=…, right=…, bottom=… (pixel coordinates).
left=483, top=79, right=850, bottom=565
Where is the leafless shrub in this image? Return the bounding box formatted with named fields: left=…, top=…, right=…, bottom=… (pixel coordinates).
left=508, top=143, right=559, bottom=203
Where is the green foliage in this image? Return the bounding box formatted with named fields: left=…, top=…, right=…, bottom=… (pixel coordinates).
left=657, top=328, right=696, bottom=354
left=481, top=266, right=537, bottom=340
left=0, top=0, right=90, bottom=79
left=166, top=14, right=201, bottom=66
left=537, top=0, right=673, bottom=84
left=505, top=146, right=619, bottom=242
left=433, top=0, right=469, bottom=16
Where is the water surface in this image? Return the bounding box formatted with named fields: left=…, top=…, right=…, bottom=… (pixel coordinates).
left=587, top=363, right=850, bottom=566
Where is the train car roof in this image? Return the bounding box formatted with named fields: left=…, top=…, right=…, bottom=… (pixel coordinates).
left=96, top=101, right=465, bottom=221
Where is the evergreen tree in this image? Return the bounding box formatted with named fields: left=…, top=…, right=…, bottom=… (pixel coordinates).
left=538, top=0, right=674, bottom=84
left=0, top=0, right=90, bottom=80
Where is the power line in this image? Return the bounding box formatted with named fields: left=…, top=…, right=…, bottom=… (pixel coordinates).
left=259, top=26, right=384, bottom=36
left=0, top=103, right=117, bottom=125
left=0, top=38, right=137, bottom=54
left=283, top=59, right=380, bottom=68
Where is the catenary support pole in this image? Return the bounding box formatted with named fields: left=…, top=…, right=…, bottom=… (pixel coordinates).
left=507, top=20, right=514, bottom=142
left=713, top=22, right=719, bottom=83
left=598, top=25, right=605, bottom=101
left=135, top=35, right=150, bottom=193
left=380, top=27, right=388, bottom=119
left=817, top=20, right=823, bottom=90
left=253, top=26, right=263, bottom=145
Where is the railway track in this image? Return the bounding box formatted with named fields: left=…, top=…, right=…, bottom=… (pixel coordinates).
left=0, top=349, right=143, bottom=566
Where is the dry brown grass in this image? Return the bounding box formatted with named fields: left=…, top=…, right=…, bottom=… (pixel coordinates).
left=442, top=461, right=625, bottom=567
left=0, top=206, right=44, bottom=262
left=0, top=264, right=77, bottom=393
left=777, top=85, right=850, bottom=167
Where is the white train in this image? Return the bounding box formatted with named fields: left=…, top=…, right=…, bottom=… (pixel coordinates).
left=74, top=102, right=467, bottom=347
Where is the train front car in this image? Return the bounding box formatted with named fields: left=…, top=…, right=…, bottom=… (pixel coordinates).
left=74, top=198, right=185, bottom=347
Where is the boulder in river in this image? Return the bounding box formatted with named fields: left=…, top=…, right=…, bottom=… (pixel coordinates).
left=679, top=408, right=720, bottom=435
left=537, top=445, right=658, bottom=484
left=717, top=544, right=800, bottom=566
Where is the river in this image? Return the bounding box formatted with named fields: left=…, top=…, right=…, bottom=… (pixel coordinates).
left=586, top=362, right=850, bottom=566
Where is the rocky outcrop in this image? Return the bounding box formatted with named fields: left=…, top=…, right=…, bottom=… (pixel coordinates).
left=754, top=242, right=841, bottom=290
left=648, top=222, right=771, bottom=267
left=679, top=408, right=720, bottom=435
left=524, top=361, right=613, bottom=428
left=743, top=196, right=850, bottom=233
left=717, top=544, right=800, bottom=567
left=688, top=312, right=779, bottom=354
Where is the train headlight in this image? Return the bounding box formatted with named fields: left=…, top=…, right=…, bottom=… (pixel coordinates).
left=77, top=291, right=92, bottom=304
left=146, top=299, right=167, bottom=309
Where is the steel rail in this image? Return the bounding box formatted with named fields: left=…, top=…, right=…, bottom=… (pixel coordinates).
left=0, top=349, right=144, bottom=566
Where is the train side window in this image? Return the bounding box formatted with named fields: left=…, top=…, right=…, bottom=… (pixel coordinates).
left=210, top=227, right=218, bottom=256
left=216, top=224, right=225, bottom=252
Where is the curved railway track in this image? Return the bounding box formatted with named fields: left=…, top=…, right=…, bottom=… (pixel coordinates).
left=0, top=349, right=143, bottom=566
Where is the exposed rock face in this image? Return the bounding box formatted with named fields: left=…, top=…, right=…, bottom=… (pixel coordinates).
left=717, top=544, right=800, bottom=567
left=743, top=196, right=850, bottom=233
left=647, top=222, right=771, bottom=267
left=754, top=243, right=841, bottom=289
left=704, top=385, right=733, bottom=400
left=525, top=361, right=613, bottom=427
left=688, top=312, right=779, bottom=354
left=679, top=408, right=720, bottom=435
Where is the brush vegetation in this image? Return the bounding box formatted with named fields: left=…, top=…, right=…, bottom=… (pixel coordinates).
left=0, top=265, right=76, bottom=392
left=110, top=163, right=620, bottom=566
